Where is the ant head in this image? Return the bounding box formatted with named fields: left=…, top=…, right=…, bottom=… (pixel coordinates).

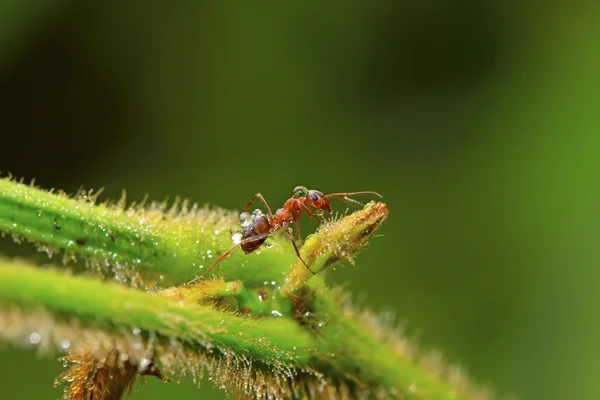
left=306, top=190, right=332, bottom=213
left=292, top=186, right=308, bottom=199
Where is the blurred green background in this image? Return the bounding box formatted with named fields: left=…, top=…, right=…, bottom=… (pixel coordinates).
left=1, top=1, right=599, bottom=399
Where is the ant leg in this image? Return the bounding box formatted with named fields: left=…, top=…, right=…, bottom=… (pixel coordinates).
left=187, top=232, right=273, bottom=284
left=187, top=243, right=241, bottom=284
left=243, top=193, right=274, bottom=218
left=283, top=223, right=315, bottom=275
left=294, top=220, right=303, bottom=245
left=300, top=203, right=327, bottom=225
left=298, top=202, right=323, bottom=224
left=293, top=203, right=326, bottom=244
left=299, top=202, right=329, bottom=223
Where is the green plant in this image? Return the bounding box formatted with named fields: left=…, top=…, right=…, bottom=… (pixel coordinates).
left=0, top=177, right=492, bottom=399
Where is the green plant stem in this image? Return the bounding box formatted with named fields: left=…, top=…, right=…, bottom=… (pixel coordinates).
left=311, top=280, right=458, bottom=399
left=0, top=178, right=295, bottom=286
left=0, top=263, right=315, bottom=365
left=0, top=178, right=491, bottom=399
left=0, top=261, right=483, bottom=400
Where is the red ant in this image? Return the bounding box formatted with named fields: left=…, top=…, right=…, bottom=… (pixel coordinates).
left=188, top=186, right=381, bottom=283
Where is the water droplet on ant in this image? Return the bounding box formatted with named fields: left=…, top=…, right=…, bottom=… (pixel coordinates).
left=231, top=233, right=242, bottom=245
left=239, top=212, right=251, bottom=227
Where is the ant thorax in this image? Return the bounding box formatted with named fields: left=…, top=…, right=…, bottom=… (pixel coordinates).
left=230, top=209, right=271, bottom=254
left=274, top=207, right=291, bottom=223
left=276, top=198, right=302, bottom=223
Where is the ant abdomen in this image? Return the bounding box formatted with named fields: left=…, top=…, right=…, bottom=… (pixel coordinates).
left=237, top=209, right=270, bottom=254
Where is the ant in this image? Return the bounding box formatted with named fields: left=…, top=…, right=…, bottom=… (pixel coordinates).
left=188, top=186, right=381, bottom=283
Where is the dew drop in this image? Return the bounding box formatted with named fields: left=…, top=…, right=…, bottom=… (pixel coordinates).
left=264, top=236, right=274, bottom=248
left=139, top=357, right=151, bottom=370
left=409, top=383, right=418, bottom=394
left=29, top=332, right=41, bottom=344
left=61, top=340, right=71, bottom=349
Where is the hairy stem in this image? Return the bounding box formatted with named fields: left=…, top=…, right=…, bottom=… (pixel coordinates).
left=0, top=177, right=294, bottom=286
left=0, top=177, right=492, bottom=399
left=0, top=264, right=315, bottom=364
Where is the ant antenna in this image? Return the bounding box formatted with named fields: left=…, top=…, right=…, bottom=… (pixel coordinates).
left=326, top=191, right=382, bottom=207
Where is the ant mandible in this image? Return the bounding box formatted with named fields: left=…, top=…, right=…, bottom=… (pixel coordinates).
left=188, top=186, right=382, bottom=283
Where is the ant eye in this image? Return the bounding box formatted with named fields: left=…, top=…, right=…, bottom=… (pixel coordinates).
left=292, top=186, right=308, bottom=198
left=308, top=190, right=323, bottom=202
